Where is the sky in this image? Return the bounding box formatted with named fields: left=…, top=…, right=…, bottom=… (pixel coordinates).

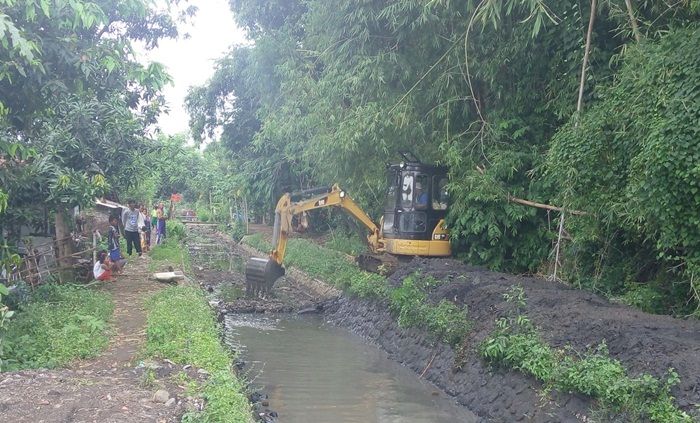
left=137, top=0, right=248, bottom=136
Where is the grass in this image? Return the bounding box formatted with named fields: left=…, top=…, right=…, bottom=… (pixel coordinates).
left=324, top=231, right=368, bottom=255
left=149, top=237, right=191, bottom=272
left=1, top=284, right=113, bottom=371
left=144, top=285, right=251, bottom=423
left=242, top=234, right=470, bottom=347
left=480, top=286, right=692, bottom=423
left=241, top=233, right=269, bottom=253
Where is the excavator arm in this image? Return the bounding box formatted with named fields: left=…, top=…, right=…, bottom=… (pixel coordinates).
left=269, top=184, right=382, bottom=265
left=245, top=184, right=383, bottom=297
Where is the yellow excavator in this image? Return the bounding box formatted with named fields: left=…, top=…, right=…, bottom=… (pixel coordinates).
left=245, top=156, right=451, bottom=296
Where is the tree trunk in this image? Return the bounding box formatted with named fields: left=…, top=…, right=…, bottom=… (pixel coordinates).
left=577, top=0, right=597, bottom=114
left=55, top=207, right=74, bottom=283
left=624, top=0, right=641, bottom=42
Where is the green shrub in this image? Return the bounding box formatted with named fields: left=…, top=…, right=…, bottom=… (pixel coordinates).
left=197, top=209, right=211, bottom=222
left=145, top=286, right=250, bottom=422
left=2, top=284, right=113, bottom=370
left=228, top=219, right=246, bottom=242
left=617, top=283, right=668, bottom=315
left=167, top=219, right=186, bottom=242
left=389, top=274, right=469, bottom=347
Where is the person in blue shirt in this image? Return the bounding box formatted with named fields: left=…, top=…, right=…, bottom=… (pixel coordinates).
left=415, top=182, right=428, bottom=209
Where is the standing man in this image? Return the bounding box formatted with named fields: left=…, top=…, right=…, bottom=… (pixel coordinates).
left=122, top=200, right=143, bottom=257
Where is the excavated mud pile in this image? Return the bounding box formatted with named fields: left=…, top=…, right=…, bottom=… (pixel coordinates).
left=325, top=257, right=700, bottom=422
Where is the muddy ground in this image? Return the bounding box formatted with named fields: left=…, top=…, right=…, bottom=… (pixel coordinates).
left=189, top=225, right=700, bottom=422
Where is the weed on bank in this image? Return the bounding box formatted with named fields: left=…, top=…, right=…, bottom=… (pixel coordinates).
left=144, top=286, right=251, bottom=423
left=1, top=284, right=113, bottom=371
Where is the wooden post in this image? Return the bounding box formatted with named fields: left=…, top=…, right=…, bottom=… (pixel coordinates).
left=552, top=212, right=566, bottom=282
left=92, top=230, right=97, bottom=263
left=54, top=206, right=74, bottom=283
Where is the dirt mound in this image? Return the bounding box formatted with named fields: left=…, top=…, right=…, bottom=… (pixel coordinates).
left=326, top=257, right=700, bottom=421
left=401, top=258, right=699, bottom=405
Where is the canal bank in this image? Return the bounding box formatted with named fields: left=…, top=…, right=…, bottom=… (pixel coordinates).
left=187, top=223, right=699, bottom=422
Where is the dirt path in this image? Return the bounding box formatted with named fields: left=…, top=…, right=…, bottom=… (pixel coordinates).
left=0, top=255, right=187, bottom=423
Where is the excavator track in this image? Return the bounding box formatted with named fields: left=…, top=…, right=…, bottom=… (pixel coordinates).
left=356, top=253, right=400, bottom=276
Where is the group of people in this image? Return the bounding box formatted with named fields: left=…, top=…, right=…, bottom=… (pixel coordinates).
left=93, top=200, right=169, bottom=282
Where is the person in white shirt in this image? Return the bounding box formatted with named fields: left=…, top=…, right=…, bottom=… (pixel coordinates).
left=121, top=200, right=144, bottom=257
left=93, top=250, right=113, bottom=281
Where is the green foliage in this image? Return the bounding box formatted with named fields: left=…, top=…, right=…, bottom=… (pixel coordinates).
left=556, top=348, right=689, bottom=422
left=167, top=219, right=187, bottom=242
left=389, top=274, right=469, bottom=347
left=218, top=284, right=243, bottom=302
left=241, top=233, right=270, bottom=253
left=227, top=221, right=247, bottom=242
left=145, top=286, right=251, bottom=423
left=480, top=286, right=691, bottom=422
left=2, top=284, right=113, bottom=371
left=617, top=284, right=668, bottom=315
left=324, top=231, right=367, bottom=256
left=547, top=25, right=700, bottom=312
left=197, top=208, right=211, bottom=222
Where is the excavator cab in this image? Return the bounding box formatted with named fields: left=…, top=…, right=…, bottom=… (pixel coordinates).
left=380, top=155, right=451, bottom=257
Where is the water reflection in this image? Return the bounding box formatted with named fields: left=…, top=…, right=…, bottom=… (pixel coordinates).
left=225, top=315, right=477, bottom=423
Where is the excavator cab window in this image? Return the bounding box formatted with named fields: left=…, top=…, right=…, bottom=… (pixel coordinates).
left=400, top=173, right=414, bottom=210
left=432, top=176, right=448, bottom=210
left=399, top=212, right=427, bottom=233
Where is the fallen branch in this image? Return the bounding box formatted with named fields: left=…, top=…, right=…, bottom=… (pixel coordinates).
left=419, top=350, right=438, bottom=379
left=507, top=195, right=588, bottom=216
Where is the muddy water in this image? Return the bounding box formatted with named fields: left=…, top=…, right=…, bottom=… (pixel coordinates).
left=224, top=314, right=477, bottom=423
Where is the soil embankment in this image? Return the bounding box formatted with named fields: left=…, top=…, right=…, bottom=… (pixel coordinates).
left=188, top=225, right=700, bottom=422
left=0, top=256, right=191, bottom=423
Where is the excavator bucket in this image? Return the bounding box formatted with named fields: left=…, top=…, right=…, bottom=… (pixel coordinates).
left=245, top=257, right=285, bottom=298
